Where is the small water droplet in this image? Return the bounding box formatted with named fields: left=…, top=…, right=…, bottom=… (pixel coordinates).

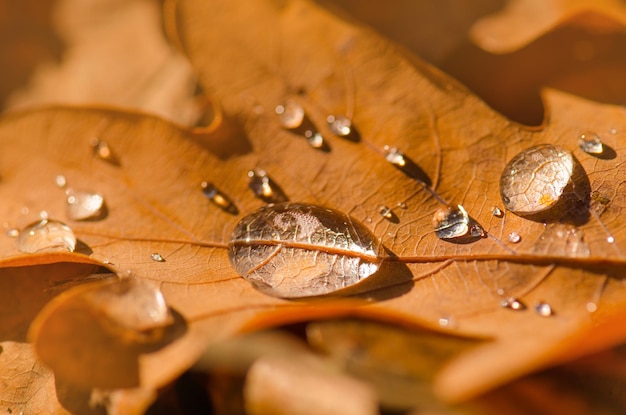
left=586, top=302, right=598, bottom=313
left=500, top=145, right=576, bottom=216
left=66, top=190, right=106, bottom=221
left=39, top=210, right=49, bottom=220
left=275, top=101, right=304, bottom=129
left=90, top=138, right=119, bottom=165
left=248, top=170, right=288, bottom=203
left=55, top=175, right=67, bottom=188
left=150, top=253, right=165, bottom=262
left=384, top=146, right=406, bottom=167
left=501, top=297, right=526, bottom=311
left=535, top=302, right=554, bottom=317
left=438, top=316, right=457, bottom=328
left=609, top=128, right=617, bottom=134
left=397, top=202, right=407, bottom=209
left=20, top=207, right=29, bottom=215
left=201, top=182, right=238, bottom=215
left=578, top=131, right=604, bottom=155
left=507, top=232, right=521, bottom=243
left=304, top=130, right=325, bottom=149
left=228, top=202, right=382, bottom=298
left=327, top=115, right=352, bottom=137
left=6, top=228, right=19, bottom=238
left=379, top=205, right=392, bottom=219
left=18, top=219, right=76, bottom=253
left=607, top=236, right=615, bottom=243
left=433, top=204, right=484, bottom=240
left=491, top=206, right=503, bottom=217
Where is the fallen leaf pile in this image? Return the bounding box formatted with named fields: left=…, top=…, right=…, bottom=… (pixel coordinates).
left=2, top=0, right=626, bottom=414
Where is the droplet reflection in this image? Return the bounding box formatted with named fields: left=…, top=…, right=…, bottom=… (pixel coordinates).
left=66, top=190, right=106, bottom=221
left=228, top=202, right=382, bottom=298
left=578, top=131, right=603, bottom=155
left=18, top=219, right=76, bottom=253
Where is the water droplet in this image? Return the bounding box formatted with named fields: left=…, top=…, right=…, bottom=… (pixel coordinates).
left=66, top=190, right=106, bottom=221
left=383, top=146, right=432, bottom=186
left=607, top=236, right=615, bottom=244
left=586, top=302, right=598, bottom=313
left=578, top=131, right=604, bottom=155
left=248, top=170, right=288, bottom=203
left=20, top=207, right=29, bottom=215
left=384, top=146, right=406, bottom=167
left=438, top=316, right=457, bottom=328
left=507, top=232, right=521, bottom=243
left=500, top=145, right=576, bottom=216
left=201, top=181, right=238, bottom=215
left=327, top=115, right=352, bottom=136
left=85, top=277, right=173, bottom=332
left=379, top=206, right=392, bottom=219
left=39, top=210, right=49, bottom=220
left=18, top=219, right=76, bottom=253
left=304, top=130, right=325, bottom=149
left=275, top=101, right=304, bottom=129
left=533, top=223, right=589, bottom=257
left=150, top=253, right=165, bottom=262
left=501, top=297, right=526, bottom=311
left=90, top=138, right=119, bottom=165
left=491, top=206, right=503, bottom=217
left=535, top=302, right=554, bottom=317
left=55, top=175, right=67, bottom=188
left=397, top=202, right=407, bottom=209
left=609, top=128, right=617, bottom=134
left=6, top=228, right=19, bottom=238
left=228, top=202, right=382, bottom=298
left=433, top=204, right=484, bottom=240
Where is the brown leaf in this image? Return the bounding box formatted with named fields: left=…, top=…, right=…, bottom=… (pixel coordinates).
left=167, top=0, right=626, bottom=400
left=470, top=0, right=626, bottom=53
left=1, top=0, right=626, bottom=409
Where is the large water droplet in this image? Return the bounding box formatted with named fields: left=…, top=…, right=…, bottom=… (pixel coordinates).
left=201, top=181, right=238, bottom=215
left=248, top=170, right=288, bottom=204
left=275, top=101, right=305, bottom=129
left=578, top=131, right=603, bottom=155
left=500, top=145, right=577, bottom=216
left=432, top=204, right=484, bottom=241
left=228, top=202, right=383, bottom=298
left=66, top=190, right=106, bottom=221
left=84, top=277, right=173, bottom=332
left=18, top=219, right=76, bottom=253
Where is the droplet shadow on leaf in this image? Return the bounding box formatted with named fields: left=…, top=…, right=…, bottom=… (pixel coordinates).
left=590, top=142, right=617, bottom=160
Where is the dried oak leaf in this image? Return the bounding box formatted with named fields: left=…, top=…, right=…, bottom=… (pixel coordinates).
left=471, top=0, right=626, bottom=53
left=4, top=0, right=202, bottom=129
left=167, top=0, right=626, bottom=400
left=0, top=0, right=625, bottom=409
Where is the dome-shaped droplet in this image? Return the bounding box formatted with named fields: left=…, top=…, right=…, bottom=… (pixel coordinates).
left=228, top=203, right=383, bottom=298
left=432, top=204, right=484, bottom=240
left=535, top=302, right=553, bottom=317
left=18, top=219, right=76, bottom=253
left=327, top=115, right=352, bottom=137
left=500, top=145, right=576, bottom=216
left=304, top=130, right=325, bottom=149
left=275, top=101, right=305, bottom=129
left=578, top=131, right=603, bottom=155
left=201, top=181, right=238, bottom=215
left=66, top=190, right=106, bottom=221
left=501, top=297, right=525, bottom=311
left=248, top=170, right=288, bottom=203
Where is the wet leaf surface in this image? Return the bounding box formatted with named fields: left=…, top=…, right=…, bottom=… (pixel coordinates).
left=2, top=0, right=626, bottom=412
